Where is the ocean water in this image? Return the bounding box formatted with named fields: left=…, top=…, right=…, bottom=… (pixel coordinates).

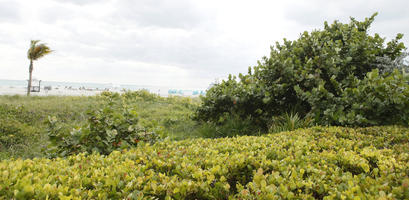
left=0, top=79, right=206, bottom=96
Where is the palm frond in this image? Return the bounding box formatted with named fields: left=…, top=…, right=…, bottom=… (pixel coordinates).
left=269, top=112, right=314, bottom=133
left=27, top=40, right=53, bottom=60
left=31, top=40, right=40, bottom=46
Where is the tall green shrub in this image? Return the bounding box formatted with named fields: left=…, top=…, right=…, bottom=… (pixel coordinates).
left=196, top=13, right=408, bottom=128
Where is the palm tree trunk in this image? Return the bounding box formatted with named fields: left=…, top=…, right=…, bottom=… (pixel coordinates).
left=27, top=60, right=33, bottom=96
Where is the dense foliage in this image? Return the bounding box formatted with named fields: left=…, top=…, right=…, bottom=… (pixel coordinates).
left=296, top=69, right=409, bottom=125
left=45, top=92, right=163, bottom=157
left=196, top=13, right=409, bottom=128
left=1, top=126, right=408, bottom=199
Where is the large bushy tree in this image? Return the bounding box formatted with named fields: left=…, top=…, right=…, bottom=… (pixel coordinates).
left=196, top=13, right=409, bottom=128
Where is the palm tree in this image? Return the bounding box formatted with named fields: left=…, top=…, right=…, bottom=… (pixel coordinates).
left=27, top=40, right=52, bottom=96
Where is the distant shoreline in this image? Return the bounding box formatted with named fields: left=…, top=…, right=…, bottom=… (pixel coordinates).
left=0, top=79, right=206, bottom=97
left=0, top=86, right=107, bottom=96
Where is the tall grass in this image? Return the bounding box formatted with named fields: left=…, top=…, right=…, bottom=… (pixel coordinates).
left=194, top=115, right=264, bottom=138
left=0, top=93, right=202, bottom=159
left=269, top=112, right=314, bottom=133
left=0, top=95, right=99, bottom=159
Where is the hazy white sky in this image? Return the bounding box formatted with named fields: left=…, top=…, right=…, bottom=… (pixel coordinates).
left=1, top=0, right=408, bottom=88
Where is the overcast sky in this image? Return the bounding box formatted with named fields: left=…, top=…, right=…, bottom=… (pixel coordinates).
left=1, top=0, right=408, bottom=89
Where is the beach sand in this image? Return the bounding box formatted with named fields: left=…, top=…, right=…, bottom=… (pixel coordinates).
left=0, top=86, right=203, bottom=97
left=0, top=86, right=113, bottom=96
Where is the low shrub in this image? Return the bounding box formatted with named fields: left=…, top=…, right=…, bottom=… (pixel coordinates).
left=1, top=126, right=408, bottom=199
left=120, top=89, right=163, bottom=102
left=45, top=93, right=163, bottom=157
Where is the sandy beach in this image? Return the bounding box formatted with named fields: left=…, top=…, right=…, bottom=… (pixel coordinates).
left=0, top=86, right=112, bottom=96
left=0, top=85, right=205, bottom=97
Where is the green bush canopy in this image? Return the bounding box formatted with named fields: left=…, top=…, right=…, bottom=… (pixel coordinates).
left=1, top=126, right=409, bottom=199
left=196, top=13, right=409, bottom=128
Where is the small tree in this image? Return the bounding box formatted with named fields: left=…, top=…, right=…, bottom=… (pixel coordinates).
left=27, top=40, right=52, bottom=96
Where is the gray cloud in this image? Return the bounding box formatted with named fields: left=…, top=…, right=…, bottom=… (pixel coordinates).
left=284, top=0, right=409, bottom=25
left=36, top=0, right=244, bottom=74
left=0, top=0, right=20, bottom=22
left=111, top=0, right=206, bottom=29
left=39, top=4, right=79, bottom=24
left=37, top=0, right=225, bottom=71
left=52, top=0, right=102, bottom=6
left=283, top=0, right=409, bottom=46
